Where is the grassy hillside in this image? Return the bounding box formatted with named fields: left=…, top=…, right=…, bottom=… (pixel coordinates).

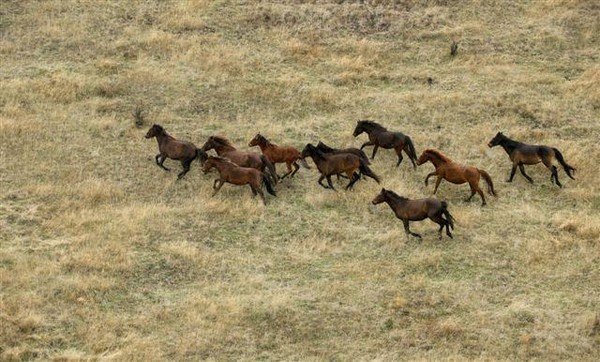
left=1, top=0, right=599, bottom=360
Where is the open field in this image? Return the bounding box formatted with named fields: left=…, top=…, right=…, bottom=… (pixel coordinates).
left=1, top=0, right=599, bottom=360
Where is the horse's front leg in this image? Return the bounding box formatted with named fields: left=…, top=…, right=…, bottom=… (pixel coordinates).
left=326, top=175, right=336, bottom=191
left=317, top=175, right=329, bottom=189
left=371, top=145, right=379, bottom=160
left=518, top=164, right=534, bottom=183
left=508, top=164, right=517, bottom=182
left=212, top=179, right=225, bottom=196
left=360, top=141, right=374, bottom=150
left=402, top=219, right=422, bottom=240
left=424, top=171, right=437, bottom=186
left=433, top=176, right=443, bottom=194
left=157, top=154, right=171, bottom=171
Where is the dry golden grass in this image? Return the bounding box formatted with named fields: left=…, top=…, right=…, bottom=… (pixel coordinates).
left=1, top=0, right=599, bottom=360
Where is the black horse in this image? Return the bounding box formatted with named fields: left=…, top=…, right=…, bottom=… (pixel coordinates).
left=352, top=120, right=418, bottom=168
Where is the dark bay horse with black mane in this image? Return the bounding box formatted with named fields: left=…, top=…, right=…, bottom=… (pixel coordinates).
left=372, top=188, right=455, bottom=240
left=488, top=132, right=575, bottom=187
left=145, top=124, right=207, bottom=179
left=316, top=141, right=370, bottom=164
left=353, top=120, right=418, bottom=168
left=417, top=149, right=496, bottom=206
left=301, top=143, right=380, bottom=190
left=201, top=136, right=278, bottom=184
left=202, top=156, right=276, bottom=205
left=248, top=133, right=309, bottom=179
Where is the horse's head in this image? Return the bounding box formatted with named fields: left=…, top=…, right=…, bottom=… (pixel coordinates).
left=416, top=151, right=431, bottom=166
left=145, top=124, right=164, bottom=139
left=352, top=121, right=366, bottom=137
left=372, top=188, right=388, bottom=205
left=488, top=132, right=505, bottom=148
left=248, top=133, right=263, bottom=147
left=300, top=143, right=316, bottom=158
left=201, top=136, right=218, bottom=152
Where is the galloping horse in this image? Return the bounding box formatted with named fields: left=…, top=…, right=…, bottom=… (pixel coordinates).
left=201, top=136, right=278, bottom=184
left=248, top=133, right=309, bottom=179
left=202, top=156, right=277, bottom=205
left=372, top=188, right=455, bottom=240
left=488, top=132, right=575, bottom=187
left=417, top=149, right=496, bottom=206
left=316, top=141, right=371, bottom=165
left=352, top=120, right=418, bottom=168
left=301, top=143, right=380, bottom=190
left=145, top=124, right=207, bottom=179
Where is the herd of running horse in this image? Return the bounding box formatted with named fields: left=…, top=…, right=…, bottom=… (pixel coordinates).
left=144, top=120, right=576, bottom=240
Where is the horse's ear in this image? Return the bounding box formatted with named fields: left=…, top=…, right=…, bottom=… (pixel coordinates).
left=381, top=187, right=386, bottom=192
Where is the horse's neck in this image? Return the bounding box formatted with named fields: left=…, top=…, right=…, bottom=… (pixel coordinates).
left=257, top=141, right=272, bottom=152
left=500, top=138, right=520, bottom=154
left=385, top=194, right=407, bottom=208
left=428, top=154, right=447, bottom=168
left=156, top=133, right=174, bottom=145
left=366, top=125, right=386, bottom=134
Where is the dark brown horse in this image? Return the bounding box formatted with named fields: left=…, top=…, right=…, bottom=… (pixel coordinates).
left=488, top=132, right=575, bottom=187
left=248, top=133, right=310, bottom=179
left=316, top=141, right=371, bottom=165
left=202, top=156, right=276, bottom=205
left=352, top=120, right=418, bottom=168
left=417, top=149, right=496, bottom=206
left=145, top=124, right=207, bottom=179
left=301, top=143, right=380, bottom=190
left=372, top=188, right=455, bottom=240
left=201, top=136, right=278, bottom=184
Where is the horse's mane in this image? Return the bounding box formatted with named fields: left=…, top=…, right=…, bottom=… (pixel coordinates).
left=384, top=189, right=409, bottom=202
left=316, top=141, right=334, bottom=152
left=210, top=136, right=235, bottom=147
left=209, top=155, right=236, bottom=164
left=424, top=149, right=452, bottom=163
left=358, top=120, right=387, bottom=131
left=256, top=134, right=272, bottom=146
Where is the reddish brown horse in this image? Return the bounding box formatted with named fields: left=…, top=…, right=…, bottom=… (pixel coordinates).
left=417, top=149, right=496, bottom=206
left=201, top=136, right=278, bottom=184
left=352, top=120, right=418, bottom=168
left=202, top=156, right=277, bottom=205
left=248, top=133, right=309, bottom=179
left=488, top=132, right=575, bottom=187
left=145, top=124, right=207, bottom=179
left=372, top=188, right=455, bottom=240
left=301, top=143, right=380, bottom=190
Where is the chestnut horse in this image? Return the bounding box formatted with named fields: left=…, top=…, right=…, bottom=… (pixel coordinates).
left=248, top=133, right=310, bottom=179
left=372, top=188, right=455, bottom=240
left=301, top=143, right=380, bottom=190
left=417, top=149, right=496, bottom=206
left=145, top=124, right=207, bottom=179
left=202, top=156, right=276, bottom=205
left=201, top=136, right=278, bottom=184
left=352, top=120, right=418, bottom=168
left=488, top=132, right=575, bottom=187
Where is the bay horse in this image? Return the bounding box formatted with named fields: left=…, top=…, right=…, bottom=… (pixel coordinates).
left=248, top=133, right=310, bottom=179
left=352, top=120, right=418, bottom=168
left=372, top=188, right=455, bottom=240
left=417, top=149, right=496, bottom=206
left=488, top=132, right=575, bottom=187
left=201, top=136, right=278, bottom=184
left=145, top=124, right=208, bottom=179
left=202, top=156, right=277, bottom=205
left=301, top=143, right=380, bottom=190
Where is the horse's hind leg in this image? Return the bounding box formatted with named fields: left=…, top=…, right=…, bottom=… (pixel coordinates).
left=212, top=179, right=225, bottom=196
left=551, top=165, right=562, bottom=187
left=429, top=215, right=446, bottom=240
left=280, top=162, right=293, bottom=180
left=177, top=159, right=192, bottom=179
left=290, top=162, right=300, bottom=177
left=467, top=182, right=486, bottom=206
left=345, top=172, right=360, bottom=190
left=518, top=164, right=534, bottom=183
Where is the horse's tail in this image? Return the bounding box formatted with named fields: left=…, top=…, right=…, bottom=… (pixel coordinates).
left=298, top=156, right=311, bottom=169
left=358, top=158, right=380, bottom=183
left=262, top=173, right=277, bottom=197
left=441, top=201, right=455, bottom=230
left=405, top=135, right=418, bottom=167
left=260, top=155, right=278, bottom=185
left=553, top=147, right=576, bottom=180
left=478, top=169, right=497, bottom=197
left=195, top=148, right=208, bottom=164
